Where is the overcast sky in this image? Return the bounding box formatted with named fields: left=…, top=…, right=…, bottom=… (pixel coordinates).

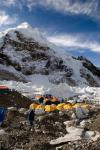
left=0, top=0, right=100, bottom=66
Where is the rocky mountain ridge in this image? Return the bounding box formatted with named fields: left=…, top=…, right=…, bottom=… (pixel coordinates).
left=0, top=22, right=100, bottom=87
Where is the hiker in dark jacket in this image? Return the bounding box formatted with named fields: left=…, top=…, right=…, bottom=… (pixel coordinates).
left=0, top=107, right=5, bottom=126
left=28, top=109, right=35, bottom=126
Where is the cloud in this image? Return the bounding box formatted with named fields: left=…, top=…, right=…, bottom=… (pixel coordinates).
left=0, top=0, right=17, bottom=6
left=0, top=11, right=18, bottom=27
left=26, top=0, right=100, bottom=18
left=1, top=0, right=99, bottom=19
left=47, top=34, right=100, bottom=52
left=0, top=0, right=24, bottom=10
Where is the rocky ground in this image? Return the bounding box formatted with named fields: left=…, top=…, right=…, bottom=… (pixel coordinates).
left=0, top=90, right=100, bottom=150
left=0, top=105, right=100, bottom=150
left=0, top=111, right=67, bottom=150
left=0, top=90, right=33, bottom=108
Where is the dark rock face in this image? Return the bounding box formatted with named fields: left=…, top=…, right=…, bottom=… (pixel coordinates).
left=80, top=68, right=99, bottom=87
left=31, top=51, right=49, bottom=60
left=84, top=73, right=99, bottom=87
left=45, top=59, right=73, bottom=77
left=76, top=56, right=100, bottom=87
left=78, top=56, right=100, bottom=78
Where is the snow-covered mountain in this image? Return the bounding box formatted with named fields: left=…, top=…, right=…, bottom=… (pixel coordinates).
left=0, top=22, right=100, bottom=87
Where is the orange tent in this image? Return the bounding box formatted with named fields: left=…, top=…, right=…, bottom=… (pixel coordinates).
left=51, top=98, right=58, bottom=102
left=44, top=98, right=49, bottom=103
left=35, top=95, right=43, bottom=99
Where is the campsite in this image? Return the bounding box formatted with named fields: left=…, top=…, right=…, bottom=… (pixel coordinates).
left=0, top=85, right=100, bottom=150
left=0, top=4, right=100, bottom=149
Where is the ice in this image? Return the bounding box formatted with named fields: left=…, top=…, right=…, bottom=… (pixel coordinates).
left=0, top=80, right=100, bottom=103
left=50, top=127, right=100, bottom=145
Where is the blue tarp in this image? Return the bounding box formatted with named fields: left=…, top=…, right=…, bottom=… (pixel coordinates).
left=0, top=107, right=5, bottom=123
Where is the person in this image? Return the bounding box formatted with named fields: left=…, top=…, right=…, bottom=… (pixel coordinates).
left=28, top=109, right=35, bottom=126
left=0, top=107, right=5, bottom=126
left=73, top=98, right=78, bottom=104
left=45, top=60, right=50, bottom=68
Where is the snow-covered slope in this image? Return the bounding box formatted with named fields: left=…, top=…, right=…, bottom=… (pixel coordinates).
left=0, top=80, right=100, bottom=101
left=0, top=22, right=100, bottom=89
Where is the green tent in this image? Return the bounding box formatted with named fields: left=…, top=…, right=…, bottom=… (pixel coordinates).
left=0, top=86, right=10, bottom=94
left=0, top=89, right=10, bottom=94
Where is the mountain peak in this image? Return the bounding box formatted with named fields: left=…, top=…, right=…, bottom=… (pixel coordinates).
left=9, top=22, right=48, bottom=45
left=17, top=22, right=33, bottom=29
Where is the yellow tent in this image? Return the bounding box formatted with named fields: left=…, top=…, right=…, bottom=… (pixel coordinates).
left=45, top=105, right=56, bottom=112
left=51, top=104, right=57, bottom=111
left=63, top=104, right=72, bottom=110
left=36, top=104, right=45, bottom=110
left=81, top=104, right=90, bottom=109
left=29, top=103, right=38, bottom=109
left=72, top=103, right=90, bottom=110
left=72, top=103, right=81, bottom=108
left=56, top=103, right=66, bottom=111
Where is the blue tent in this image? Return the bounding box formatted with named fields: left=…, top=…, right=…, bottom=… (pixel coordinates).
left=0, top=107, right=5, bottom=123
